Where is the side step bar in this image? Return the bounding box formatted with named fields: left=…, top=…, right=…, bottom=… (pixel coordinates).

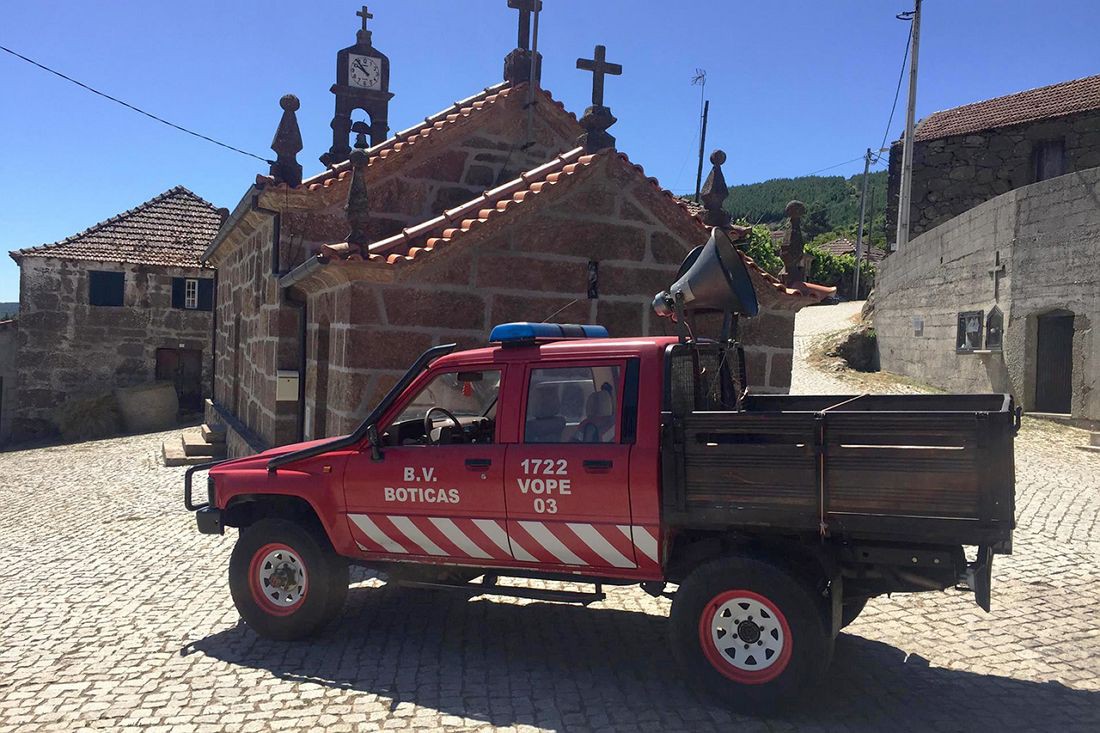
left=396, top=576, right=606, bottom=605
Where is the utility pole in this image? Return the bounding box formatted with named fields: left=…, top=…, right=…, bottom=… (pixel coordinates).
left=894, top=0, right=922, bottom=251
left=854, top=148, right=872, bottom=299
left=694, top=100, right=710, bottom=201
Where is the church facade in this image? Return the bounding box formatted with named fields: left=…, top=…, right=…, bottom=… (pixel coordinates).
left=203, top=6, right=831, bottom=456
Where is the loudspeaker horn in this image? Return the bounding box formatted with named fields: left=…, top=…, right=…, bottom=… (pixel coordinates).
left=652, top=227, right=759, bottom=319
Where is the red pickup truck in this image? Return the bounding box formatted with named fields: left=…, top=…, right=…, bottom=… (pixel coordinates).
left=185, top=322, right=1016, bottom=711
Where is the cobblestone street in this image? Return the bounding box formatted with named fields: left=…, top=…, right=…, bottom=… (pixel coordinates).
left=2, top=304, right=1098, bottom=731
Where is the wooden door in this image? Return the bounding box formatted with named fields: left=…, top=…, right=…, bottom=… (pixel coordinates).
left=1035, top=313, right=1074, bottom=413
left=156, top=348, right=204, bottom=411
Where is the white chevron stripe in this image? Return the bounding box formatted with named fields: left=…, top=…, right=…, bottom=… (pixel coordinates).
left=568, top=523, right=635, bottom=568
left=632, top=526, right=660, bottom=564
left=350, top=514, right=408, bottom=554
left=388, top=516, right=446, bottom=556
left=520, top=521, right=585, bottom=565
left=472, top=519, right=512, bottom=556
left=429, top=517, right=492, bottom=559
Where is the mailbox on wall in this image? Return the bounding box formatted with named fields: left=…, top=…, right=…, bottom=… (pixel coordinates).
left=276, top=370, right=300, bottom=402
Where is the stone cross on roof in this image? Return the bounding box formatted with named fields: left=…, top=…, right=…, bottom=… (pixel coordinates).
left=356, top=5, right=373, bottom=31
left=507, top=0, right=541, bottom=51
left=576, top=44, right=622, bottom=107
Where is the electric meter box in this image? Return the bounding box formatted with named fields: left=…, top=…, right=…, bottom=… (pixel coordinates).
left=276, top=370, right=300, bottom=401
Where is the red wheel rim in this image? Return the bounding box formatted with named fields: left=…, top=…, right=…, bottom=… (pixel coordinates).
left=248, top=542, right=308, bottom=616
left=699, top=589, right=793, bottom=685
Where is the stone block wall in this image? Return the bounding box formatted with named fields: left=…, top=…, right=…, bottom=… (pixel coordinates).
left=12, top=257, right=214, bottom=439
left=293, top=156, right=801, bottom=440
left=887, top=109, right=1100, bottom=245
left=876, top=166, right=1100, bottom=422
left=0, top=320, right=16, bottom=443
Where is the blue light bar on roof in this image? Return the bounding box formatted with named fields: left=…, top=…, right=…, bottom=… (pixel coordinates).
left=489, top=322, right=609, bottom=344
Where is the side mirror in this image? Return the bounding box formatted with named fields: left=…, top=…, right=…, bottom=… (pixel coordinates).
left=367, top=425, right=383, bottom=461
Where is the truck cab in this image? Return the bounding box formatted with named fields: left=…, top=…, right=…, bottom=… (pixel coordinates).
left=186, top=321, right=1016, bottom=711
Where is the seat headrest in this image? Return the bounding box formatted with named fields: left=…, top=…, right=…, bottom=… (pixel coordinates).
left=530, top=386, right=561, bottom=419
left=586, top=390, right=614, bottom=418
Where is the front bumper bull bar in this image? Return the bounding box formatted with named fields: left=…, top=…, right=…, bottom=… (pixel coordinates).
left=184, top=460, right=227, bottom=535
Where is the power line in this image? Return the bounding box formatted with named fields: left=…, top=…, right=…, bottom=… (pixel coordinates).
left=806, top=155, right=866, bottom=176
left=0, top=44, right=272, bottom=164
left=876, top=24, right=914, bottom=160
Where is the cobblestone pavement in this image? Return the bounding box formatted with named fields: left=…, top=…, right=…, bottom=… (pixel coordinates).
left=2, top=308, right=1099, bottom=731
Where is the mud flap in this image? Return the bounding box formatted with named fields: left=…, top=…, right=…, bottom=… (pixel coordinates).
left=969, top=546, right=994, bottom=612
left=829, top=573, right=843, bottom=637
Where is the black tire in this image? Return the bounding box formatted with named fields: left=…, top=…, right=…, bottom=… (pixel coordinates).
left=670, top=555, right=832, bottom=712
left=840, top=597, right=869, bottom=629
left=229, top=518, right=349, bottom=640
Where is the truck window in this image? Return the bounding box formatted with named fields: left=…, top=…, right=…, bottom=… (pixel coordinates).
left=386, top=369, right=501, bottom=446
left=524, top=365, right=621, bottom=444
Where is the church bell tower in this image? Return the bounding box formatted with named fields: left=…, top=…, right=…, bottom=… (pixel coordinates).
left=320, top=5, right=394, bottom=168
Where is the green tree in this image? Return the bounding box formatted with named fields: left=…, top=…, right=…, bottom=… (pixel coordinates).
left=739, top=222, right=783, bottom=276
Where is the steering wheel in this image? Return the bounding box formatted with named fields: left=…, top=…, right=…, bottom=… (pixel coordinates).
left=423, top=407, right=463, bottom=444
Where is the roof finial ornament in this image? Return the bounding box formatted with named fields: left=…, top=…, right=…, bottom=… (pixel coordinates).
left=269, top=94, right=303, bottom=188
left=576, top=44, right=623, bottom=152
left=504, top=0, right=543, bottom=86
left=781, top=200, right=807, bottom=285
left=700, top=150, right=731, bottom=229
left=345, top=141, right=372, bottom=250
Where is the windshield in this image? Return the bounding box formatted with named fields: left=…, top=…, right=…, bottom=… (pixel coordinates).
left=393, top=370, right=502, bottom=423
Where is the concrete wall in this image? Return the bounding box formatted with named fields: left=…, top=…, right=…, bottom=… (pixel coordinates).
left=887, top=109, right=1100, bottom=245
left=0, top=320, right=16, bottom=444
left=875, top=166, right=1100, bottom=422
left=12, top=257, right=214, bottom=439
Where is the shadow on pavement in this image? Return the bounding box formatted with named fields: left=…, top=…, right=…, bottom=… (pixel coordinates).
left=186, top=583, right=1100, bottom=731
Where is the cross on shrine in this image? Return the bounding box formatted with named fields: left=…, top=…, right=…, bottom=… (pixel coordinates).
left=989, top=250, right=1006, bottom=300
left=507, top=0, right=541, bottom=51
left=356, top=5, right=373, bottom=32
left=576, top=45, right=622, bottom=107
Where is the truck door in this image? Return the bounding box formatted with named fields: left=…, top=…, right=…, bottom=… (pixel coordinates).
left=342, top=366, right=514, bottom=564
left=503, top=360, right=639, bottom=570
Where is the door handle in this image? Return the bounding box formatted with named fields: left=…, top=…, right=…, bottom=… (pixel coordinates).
left=583, top=459, right=613, bottom=471
left=465, top=458, right=492, bottom=470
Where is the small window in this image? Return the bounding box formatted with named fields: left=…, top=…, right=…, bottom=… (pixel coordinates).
left=985, top=307, right=1004, bottom=351
left=956, top=311, right=983, bottom=352
left=172, top=277, right=214, bottom=310
left=525, top=365, right=622, bottom=444
left=184, top=279, right=199, bottom=309
left=1034, top=139, right=1065, bottom=182
left=89, top=270, right=124, bottom=307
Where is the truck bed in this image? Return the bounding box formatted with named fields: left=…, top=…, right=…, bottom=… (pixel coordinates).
left=661, top=393, right=1017, bottom=549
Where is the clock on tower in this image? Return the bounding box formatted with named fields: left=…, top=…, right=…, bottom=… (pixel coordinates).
left=320, top=5, right=394, bottom=167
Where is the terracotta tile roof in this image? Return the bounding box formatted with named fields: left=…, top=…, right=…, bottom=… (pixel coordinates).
left=677, top=197, right=705, bottom=217
left=914, top=74, right=1100, bottom=142
left=264, top=82, right=579, bottom=193
left=815, top=237, right=886, bottom=263
left=9, top=186, right=222, bottom=268
left=308, top=147, right=831, bottom=305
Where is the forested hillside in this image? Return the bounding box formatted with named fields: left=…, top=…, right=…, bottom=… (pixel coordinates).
left=725, top=170, right=888, bottom=247
left=0, top=302, right=17, bottom=319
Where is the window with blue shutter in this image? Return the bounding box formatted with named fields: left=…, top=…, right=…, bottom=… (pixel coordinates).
left=89, top=271, right=124, bottom=307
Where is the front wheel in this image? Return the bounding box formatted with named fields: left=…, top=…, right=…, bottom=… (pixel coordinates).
left=670, top=556, right=832, bottom=712
left=229, top=518, right=349, bottom=640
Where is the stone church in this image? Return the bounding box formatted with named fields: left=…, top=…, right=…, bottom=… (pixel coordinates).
left=876, top=75, right=1100, bottom=425
left=204, top=4, right=832, bottom=456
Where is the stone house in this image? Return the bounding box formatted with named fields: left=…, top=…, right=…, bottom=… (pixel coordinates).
left=887, top=74, right=1100, bottom=244
left=202, top=8, right=831, bottom=457
left=876, top=85, right=1100, bottom=424
left=7, top=187, right=223, bottom=440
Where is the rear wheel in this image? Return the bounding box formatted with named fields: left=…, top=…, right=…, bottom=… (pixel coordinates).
left=670, top=556, right=832, bottom=712
left=229, top=518, right=349, bottom=640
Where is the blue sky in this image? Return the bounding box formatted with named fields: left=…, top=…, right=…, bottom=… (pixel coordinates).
left=1, top=0, right=1097, bottom=301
